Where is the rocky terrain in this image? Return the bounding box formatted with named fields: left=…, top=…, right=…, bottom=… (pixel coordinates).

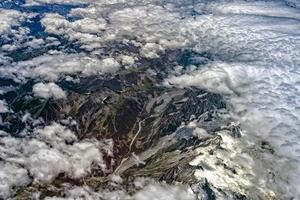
left=0, top=49, right=278, bottom=200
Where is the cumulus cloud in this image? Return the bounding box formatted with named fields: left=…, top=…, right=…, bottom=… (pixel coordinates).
left=0, top=100, right=9, bottom=113
left=0, top=9, right=35, bottom=53
left=24, top=38, right=45, bottom=49
left=39, top=3, right=188, bottom=53
left=133, top=183, right=195, bottom=200
left=164, top=1, right=300, bottom=156
left=0, top=9, right=27, bottom=36
left=25, top=0, right=94, bottom=6
left=44, top=181, right=195, bottom=200
left=120, top=55, right=135, bottom=65
left=101, top=57, right=120, bottom=72
left=208, top=1, right=300, bottom=19
left=163, top=1, right=300, bottom=198
left=165, top=62, right=249, bottom=95
left=0, top=123, right=112, bottom=198
left=0, top=52, right=121, bottom=82
left=42, top=13, right=106, bottom=34
left=33, top=82, right=67, bottom=100
left=41, top=13, right=107, bottom=51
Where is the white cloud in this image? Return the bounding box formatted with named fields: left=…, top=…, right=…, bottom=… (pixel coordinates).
left=25, top=0, right=95, bottom=6
left=1, top=44, right=18, bottom=51
left=0, top=9, right=26, bottom=35
left=100, top=57, right=120, bottom=72
left=0, top=163, right=31, bottom=198
left=25, top=38, right=45, bottom=49
left=190, top=127, right=279, bottom=199
left=40, top=3, right=188, bottom=53
left=41, top=13, right=106, bottom=51
left=0, top=52, right=121, bottom=82
left=207, top=1, right=300, bottom=19
left=33, top=82, right=67, bottom=100
left=165, top=62, right=249, bottom=95
left=44, top=181, right=195, bottom=200
left=42, top=13, right=107, bottom=35
left=0, top=100, right=9, bottom=113
left=133, top=183, right=195, bottom=200
left=0, top=9, right=34, bottom=51
left=162, top=1, right=300, bottom=198
left=140, top=43, right=163, bottom=59
left=120, top=55, right=135, bottom=65
left=0, top=123, right=112, bottom=198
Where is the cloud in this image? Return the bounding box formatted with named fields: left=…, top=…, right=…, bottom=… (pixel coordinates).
left=33, top=82, right=67, bottom=100
left=0, top=9, right=35, bottom=51
left=0, top=100, right=10, bottom=113
left=101, top=57, right=120, bottom=71
left=207, top=1, right=300, bottom=19
left=0, top=123, right=112, bottom=198
left=133, top=183, right=195, bottom=200
left=165, top=62, right=249, bottom=95
left=41, top=12, right=106, bottom=34
left=25, top=0, right=94, bottom=6
left=0, top=9, right=26, bottom=35
left=0, top=52, right=121, bottom=82
left=162, top=1, right=300, bottom=198
left=120, top=55, right=135, bottom=65
left=24, top=38, right=45, bottom=49
left=41, top=13, right=107, bottom=51
left=44, top=181, right=195, bottom=200
left=39, top=3, right=188, bottom=53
